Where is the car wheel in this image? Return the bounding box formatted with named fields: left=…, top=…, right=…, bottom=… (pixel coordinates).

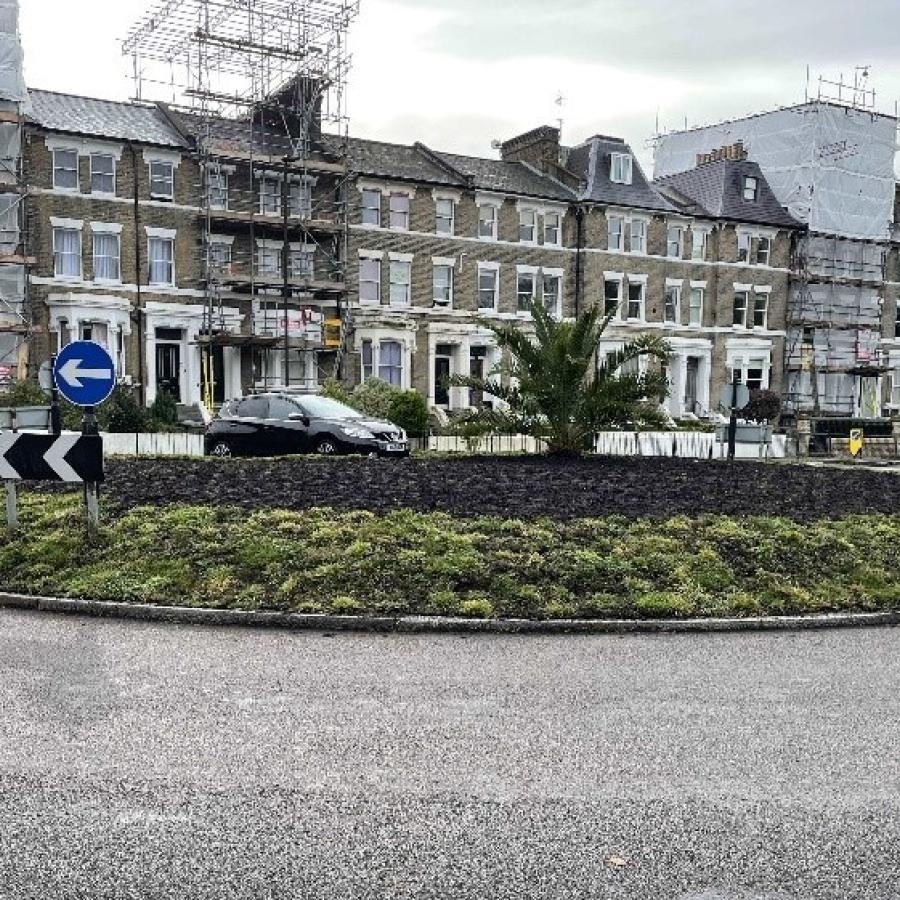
left=314, top=437, right=340, bottom=455
left=209, top=441, right=233, bottom=458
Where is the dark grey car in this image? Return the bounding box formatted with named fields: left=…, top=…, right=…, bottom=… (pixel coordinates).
left=205, top=393, right=410, bottom=458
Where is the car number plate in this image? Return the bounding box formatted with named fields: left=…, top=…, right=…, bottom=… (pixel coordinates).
left=385, top=443, right=406, bottom=452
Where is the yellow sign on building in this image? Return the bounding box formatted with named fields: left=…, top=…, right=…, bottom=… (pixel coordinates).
left=849, top=429, right=864, bottom=458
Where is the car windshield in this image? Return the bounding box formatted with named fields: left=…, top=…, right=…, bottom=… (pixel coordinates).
left=299, top=396, right=364, bottom=419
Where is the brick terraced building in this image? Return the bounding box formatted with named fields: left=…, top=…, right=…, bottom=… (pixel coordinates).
left=19, top=89, right=805, bottom=420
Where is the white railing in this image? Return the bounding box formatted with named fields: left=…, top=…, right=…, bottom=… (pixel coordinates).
left=101, top=432, right=205, bottom=457
left=428, top=434, right=548, bottom=454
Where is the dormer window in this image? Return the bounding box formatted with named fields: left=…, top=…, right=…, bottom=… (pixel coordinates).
left=610, top=153, right=633, bottom=185
left=743, top=176, right=758, bottom=201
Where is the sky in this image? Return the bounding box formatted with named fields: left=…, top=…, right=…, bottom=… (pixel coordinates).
left=19, top=0, right=900, bottom=174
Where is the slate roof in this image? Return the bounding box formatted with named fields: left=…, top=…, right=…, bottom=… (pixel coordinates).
left=430, top=150, right=575, bottom=202
left=26, top=89, right=188, bottom=148
left=570, top=136, right=675, bottom=212
left=654, top=159, right=803, bottom=229
left=340, top=137, right=463, bottom=187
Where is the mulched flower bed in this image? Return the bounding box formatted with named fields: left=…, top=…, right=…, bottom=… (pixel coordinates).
left=31, top=455, right=900, bottom=520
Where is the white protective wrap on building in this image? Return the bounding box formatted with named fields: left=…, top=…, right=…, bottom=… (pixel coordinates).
left=0, top=0, right=25, bottom=102
left=654, top=102, right=897, bottom=241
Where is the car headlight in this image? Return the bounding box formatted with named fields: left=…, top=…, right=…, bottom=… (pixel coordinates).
left=341, top=424, right=375, bottom=439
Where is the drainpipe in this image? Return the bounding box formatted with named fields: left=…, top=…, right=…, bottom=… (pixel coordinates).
left=130, top=143, right=145, bottom=407
left=574, top=205, right=585, bottom=318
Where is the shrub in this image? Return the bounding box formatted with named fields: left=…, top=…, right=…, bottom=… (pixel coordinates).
left=389, top=390, right=430, bottom=437
left=149, top=389, right=179, bottom=427
left=350, top=377, right=395, bottom=420
left=101, top=386, right=147, bottom=433
left=320, top=377, right=353, bottom=406
left=742, top=389, right=781, bottom=424
left=0, top=379, right=47, bottom=408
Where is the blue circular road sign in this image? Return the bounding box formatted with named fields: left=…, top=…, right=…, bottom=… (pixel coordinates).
left=53, top=341, right=117, bottom=407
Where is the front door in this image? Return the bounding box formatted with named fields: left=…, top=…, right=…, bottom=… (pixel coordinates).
left=435, top=344, right=452, bottom=407
left=156, top=343, right=181, bottom=401
left=684, top=357, right=699, bottom=415
left=469, top=347, right=486, bottom=408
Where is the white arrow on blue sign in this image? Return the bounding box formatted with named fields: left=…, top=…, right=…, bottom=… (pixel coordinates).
left=53, top=341, right=116, bottom=407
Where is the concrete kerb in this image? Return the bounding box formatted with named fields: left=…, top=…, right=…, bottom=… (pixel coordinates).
left=1, top=592, right=899, bottom=635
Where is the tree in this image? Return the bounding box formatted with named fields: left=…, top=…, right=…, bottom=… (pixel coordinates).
left=742, top=388, right=781, bottom=424
left=450, top=301, right=671, bottom=455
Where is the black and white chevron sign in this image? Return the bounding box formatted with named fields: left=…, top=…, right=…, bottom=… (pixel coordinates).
left=0, top=433, right=104, bottom=483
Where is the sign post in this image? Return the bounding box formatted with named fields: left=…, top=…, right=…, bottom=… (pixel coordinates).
left=718, top=380, right=751, bottom=462
left=52, top=341, right=115, bottom=537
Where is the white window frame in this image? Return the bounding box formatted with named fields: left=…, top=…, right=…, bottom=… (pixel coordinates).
left=519, top=207, right=537, bottom=245
left=516, top=265, right=538, bottom=314
left=259, top=176, right=282, bottom=217
left=432, top=256, right=455, bottom=307
left=207, top=167, right=229, bottom=211
left=688, top=281, right=705, bottom=328
left=149, top=160, right=175, bottom=201
left=603, top=272, right=623, bottom=319
left=753, top=287, right=771, bottom=330
left=147, top=227, right=177, bottom=287
left=667, top=224, right=684, bottom=259
left=52, top=221, right=83, bottom=280
left=478, top=262, right=500, bottom=311
left=359, top=251, right=383, bottom=305
left=543, top=211, right=562, bottom=247
left=733, top=285, right=751, bottom=328
left=389, top=193, right=410, bottom=231
left=610, top=152, right=633, bottom=185
left=625, top=276, right=647, bottom=322
left=754, top=235, right=772, bottom=267
left=52, top=148, right=79, bottom=192
left=388, top=253, right=412, bottom=306
left=435, top=197, right=455, bottom=236
left=629, top=218, right=647, bottom=255
left=608, top=214, right=624, bottom=252
left=91, top=224, right=122, bottom=283
left=361, top=188, right=382, bottom=227
left=90, top=153, right=116, bottom=196
left=542, top=268, right=564, bottom=319
left=737, top=230, right=752, bottom=264
left=477, top=195, right=502, bottom=241
left=743, top=176, right=759, bottom=201
left=377, top=339, right=405, bottom=387
left=664, top=280, right=682, bottom=325
left=691, top=228, right=708, bottom=262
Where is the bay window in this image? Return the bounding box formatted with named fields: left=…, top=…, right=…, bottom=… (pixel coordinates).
left=378, top=340, right=403, bottom=386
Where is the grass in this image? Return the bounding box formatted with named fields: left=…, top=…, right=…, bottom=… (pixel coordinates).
left=2, top=494, right=900, bottom=620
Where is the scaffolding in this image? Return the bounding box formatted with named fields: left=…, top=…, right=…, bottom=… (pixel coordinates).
left=123, top=0, right=359, bottom=406
left=0, top=0, right=29, bottom=389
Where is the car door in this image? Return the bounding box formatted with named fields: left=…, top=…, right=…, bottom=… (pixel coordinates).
left=264, top=396, right=311, bottom=456
left=233, top=395, right=270, bottom=455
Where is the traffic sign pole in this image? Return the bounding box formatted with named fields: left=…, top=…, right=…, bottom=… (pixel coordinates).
left=727, top=372, right=739, bottom=462
left=4, top=480, right=16, bottom=530
left=49, top=353, right=61, bottom=437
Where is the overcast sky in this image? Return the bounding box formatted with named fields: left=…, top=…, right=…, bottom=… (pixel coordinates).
left=19, top=0, right=900, bottom=173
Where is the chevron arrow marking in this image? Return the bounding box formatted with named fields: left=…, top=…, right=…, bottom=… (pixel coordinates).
left=43, top=435, right=83, bottom=483
left=0, top=432, right=19, bottom=480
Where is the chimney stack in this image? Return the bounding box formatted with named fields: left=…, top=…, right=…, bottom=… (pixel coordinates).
left=500, top=125, right=562, bottom=173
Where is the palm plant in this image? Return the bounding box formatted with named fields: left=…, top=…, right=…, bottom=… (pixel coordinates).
left=449, top=300, right=671, bottom=455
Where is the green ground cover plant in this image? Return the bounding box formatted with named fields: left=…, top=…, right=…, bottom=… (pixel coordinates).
left=2, top=495, right=899, bottom=620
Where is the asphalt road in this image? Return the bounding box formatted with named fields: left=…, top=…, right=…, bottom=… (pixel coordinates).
left=0, top=611, right=898, bottom=899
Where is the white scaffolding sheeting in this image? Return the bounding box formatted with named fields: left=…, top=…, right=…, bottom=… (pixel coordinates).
left=0, top=1, right=25, bottom=102
left=654, top=102, right=898, bottom=241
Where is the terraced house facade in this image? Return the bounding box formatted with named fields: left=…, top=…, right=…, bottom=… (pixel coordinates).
left=18, top=89, right=804, bottom=420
